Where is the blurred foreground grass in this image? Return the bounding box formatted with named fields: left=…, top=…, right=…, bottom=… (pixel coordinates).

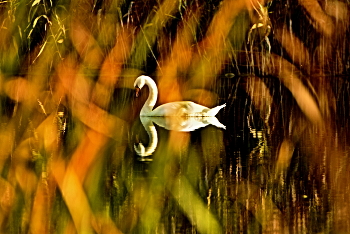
left=0, top=0, right=349, bottom=233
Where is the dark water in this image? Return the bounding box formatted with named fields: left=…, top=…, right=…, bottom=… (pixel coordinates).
left=106, top=73, right=348, bottom=234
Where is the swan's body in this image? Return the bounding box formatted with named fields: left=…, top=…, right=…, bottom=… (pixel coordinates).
left=147, top=116, right=226, bottom=131
left=134, top=75, right=226, bottom=117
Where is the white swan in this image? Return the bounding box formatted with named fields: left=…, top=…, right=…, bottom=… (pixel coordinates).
left=134, top=75, right=226, bottom=117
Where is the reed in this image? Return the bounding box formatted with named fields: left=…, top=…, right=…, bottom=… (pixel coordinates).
left=0, top=0, right=349, bottom=233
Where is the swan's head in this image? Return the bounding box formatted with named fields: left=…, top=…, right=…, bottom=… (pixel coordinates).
left=134, top=76, right=147, bottom=89
left=134, top=76, right=148, bottom=97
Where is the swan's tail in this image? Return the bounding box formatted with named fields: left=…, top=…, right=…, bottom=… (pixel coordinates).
left=206, top=103, right=226, bottom=116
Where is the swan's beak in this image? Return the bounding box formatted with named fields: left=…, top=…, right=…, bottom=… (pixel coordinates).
left=135, top=87, right=140, bottom=97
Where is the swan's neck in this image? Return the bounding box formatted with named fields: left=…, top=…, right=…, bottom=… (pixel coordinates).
left=140, top=78, right=158, bottom=116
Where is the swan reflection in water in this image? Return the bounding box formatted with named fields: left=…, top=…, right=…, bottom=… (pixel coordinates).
left=134, top=116, right=226, bottom=157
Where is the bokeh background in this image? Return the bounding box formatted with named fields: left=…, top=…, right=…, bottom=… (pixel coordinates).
left=0, top=0, right=349, bottom=233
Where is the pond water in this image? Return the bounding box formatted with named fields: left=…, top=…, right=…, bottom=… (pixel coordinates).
left=1, top=73, right=349, bottom=234
left=99, top=74, right=348, bottom=234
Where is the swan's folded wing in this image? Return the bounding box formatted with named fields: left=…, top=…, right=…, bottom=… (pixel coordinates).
left=151, top=101, right=209, bottom=116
